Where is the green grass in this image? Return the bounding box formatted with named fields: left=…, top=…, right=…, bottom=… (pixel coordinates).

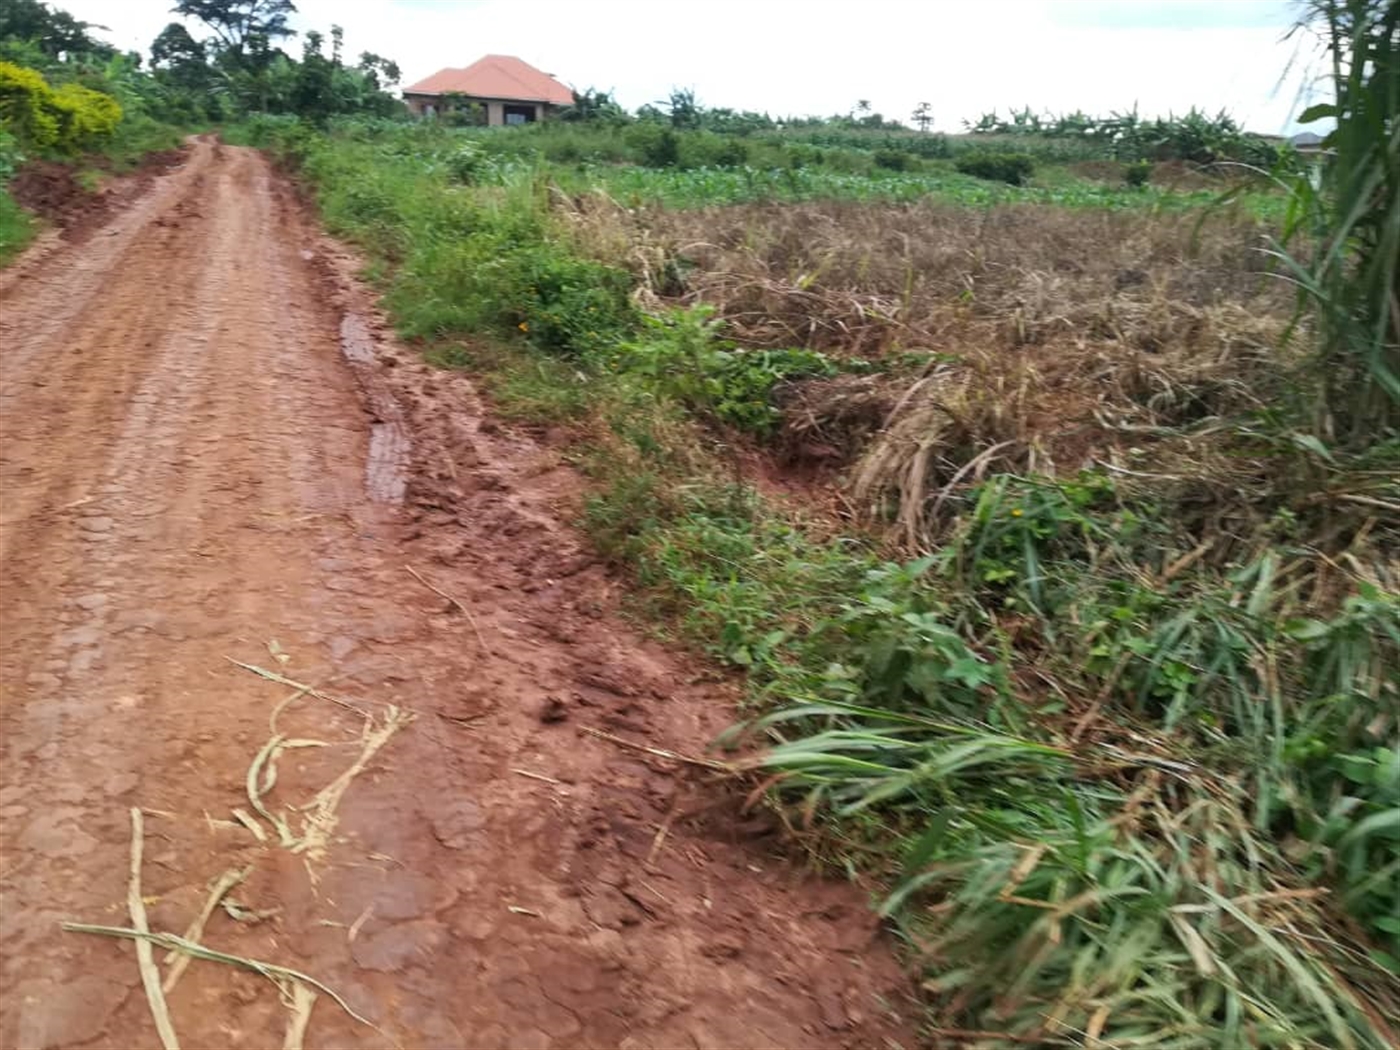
left=562, top=161, right=1285, bottom=214
left=0, top=187, right=35, bottom=263
left=242, top=115, right=1286, bottom=218
left=100, top=114, right=191, bottom=172
left=245, top=115, right=1399, bottom=1048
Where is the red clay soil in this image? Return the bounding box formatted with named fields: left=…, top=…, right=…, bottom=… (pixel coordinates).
left=0, top=137, right=917, bottom=1049
left=7, top=149, right=188, bottom=246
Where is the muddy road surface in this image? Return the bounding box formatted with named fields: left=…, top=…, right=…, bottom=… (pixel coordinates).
left=0, top=138, right=913, bottom=1049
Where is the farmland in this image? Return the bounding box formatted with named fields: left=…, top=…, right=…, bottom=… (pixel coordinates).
left=235, top=36, right=1399, bottom=1045
left=3, top=0, right=1393, bottom=1041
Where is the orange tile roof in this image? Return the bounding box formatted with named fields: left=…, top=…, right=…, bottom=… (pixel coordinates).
left=403, top=55, right=573, bottom=105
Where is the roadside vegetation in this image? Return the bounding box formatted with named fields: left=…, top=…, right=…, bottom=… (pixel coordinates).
left=0, top=0, right=402, bottom=261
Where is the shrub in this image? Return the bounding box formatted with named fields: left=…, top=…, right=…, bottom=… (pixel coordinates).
left=0, top=125, right=22, bottom=180
left=784, top=143, right=820, bottom=169
left=710, top=137, right=749, bottom=169
left=615, top=307, right=838, bottom=433
left=445, top=141, right=488, bottom=183
left=0, top=61, right=58, bottom=148
left=495, top=246, right=636, bottom=357
left=908, top=133, right=950, bottom=158
left=1124, top=159, right=1152, bottom=187
left=626, top=122, right=679, bottom=168
left=674, top=131, right=749, bottom=170
left=0, top=61, right=121, bottom=154
left=872, top=148, right=911, bottom=171
left=226, top=113, right=315, bottom=163
left=955, top=151, right=1035, bottom=185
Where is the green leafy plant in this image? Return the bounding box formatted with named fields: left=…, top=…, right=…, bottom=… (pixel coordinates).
left=0, top=59, right=121, bottom=154
left=614, top=306, right=838, bottom=433
left=626, top=121, right=680, bottom=168
left=1275, top=0, right=1399, bottom=442
left=445, top=141, right=488, bottom=184
left=955, top=151, right=1035, bottom=185
left=872, top=148, right=911, bottom=171
left=496, top=246, right=636, bottom=357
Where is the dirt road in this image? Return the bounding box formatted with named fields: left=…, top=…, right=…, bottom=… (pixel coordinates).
left=0, top=138, right=912, bottom=1049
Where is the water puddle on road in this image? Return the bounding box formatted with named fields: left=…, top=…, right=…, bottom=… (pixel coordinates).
left=339, top=312, right=410, bottom=503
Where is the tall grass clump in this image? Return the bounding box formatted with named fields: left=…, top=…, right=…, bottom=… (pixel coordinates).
left=1280, top=0, right=1399, bottom=443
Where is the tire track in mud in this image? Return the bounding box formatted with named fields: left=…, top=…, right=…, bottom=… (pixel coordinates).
left=0, top=137, right=915, bottom=1049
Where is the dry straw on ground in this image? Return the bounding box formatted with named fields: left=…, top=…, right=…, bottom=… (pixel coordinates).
left=563, top=195, right=1330, bottom=549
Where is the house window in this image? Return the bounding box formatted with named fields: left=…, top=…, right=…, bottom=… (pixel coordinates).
left=503, top=104, right=536, bottom=125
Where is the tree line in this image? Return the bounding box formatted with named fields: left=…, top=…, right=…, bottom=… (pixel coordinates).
left=0, top=0, right=404, bottom=155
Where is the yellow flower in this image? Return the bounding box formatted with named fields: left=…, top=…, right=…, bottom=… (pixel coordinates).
left=1011, top=508, right=1024, bottom=517
left=518, top=322, right=529, bottom=332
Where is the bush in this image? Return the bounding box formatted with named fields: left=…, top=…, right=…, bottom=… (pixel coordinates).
left=955, top=151, right=1035, bottom=185
left=626, top=122, right=679, bottom=168
left=872, top=148, right=911, bottom=171
left=710, top=137, right=749, bottom=169
left=674, top=130, right=749, bottom=170
left=445, top=141, right=488, bottom=183
left=0, top=125, right=23, bottom=180
left=229, top=113, right=316, bottom=163
left=0, top=185, right=34, bottom=264
left=615, top=307, right=838, bottom=433
left=0, top=61, right=121, bottom=155
left=495, top=246, right=636, bottom=357
left=909, top=133, right=950, bottom=158
left=1124, top=160, right=1152, bottom=187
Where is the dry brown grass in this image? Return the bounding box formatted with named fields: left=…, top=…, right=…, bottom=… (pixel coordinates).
left=556, top=195, right=1390, bottom=552
left=627, top=200, right=1290, bottom=356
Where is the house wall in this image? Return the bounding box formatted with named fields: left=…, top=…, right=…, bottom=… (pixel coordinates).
left=404, top=95, right=554, bottom=125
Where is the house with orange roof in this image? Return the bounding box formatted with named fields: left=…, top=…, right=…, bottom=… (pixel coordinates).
left=402, top=55, right=574, bottom=125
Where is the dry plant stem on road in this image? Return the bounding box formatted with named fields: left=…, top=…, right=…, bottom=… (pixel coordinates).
left=0, top=137, right=914, bottom=1049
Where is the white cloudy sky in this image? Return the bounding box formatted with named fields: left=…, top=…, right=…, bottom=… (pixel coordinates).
left=62, top=0, right=1328, bottom=133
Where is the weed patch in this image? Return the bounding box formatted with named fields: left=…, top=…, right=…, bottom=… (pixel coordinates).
left=0, top=185, right=33, bottom=261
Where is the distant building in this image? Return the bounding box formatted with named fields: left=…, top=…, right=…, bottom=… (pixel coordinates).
left=402, top=55, right=573, bottom=125
left=1289, top=130, right=1327, bottom=155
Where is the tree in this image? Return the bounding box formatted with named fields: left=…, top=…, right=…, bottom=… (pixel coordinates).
left=663, top=87, right=701, bottom=129
left=172, top=0, right=296, bottom=67
left=151, top=22, right=203, bottom=68
left=150, top=22, right=208, bottom=86
left=0, top=0, right=115, bottom=60
left=357, top=51, right=399, bottom=90
left=290, top=26, right=331, bottom=120
left=911, top=101, right=933, bottom=133
left=559, top=86, right=626, bottom=124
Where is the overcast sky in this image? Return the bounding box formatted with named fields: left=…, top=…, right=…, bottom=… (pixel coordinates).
left=62, top=0, right=1327, bottom=133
